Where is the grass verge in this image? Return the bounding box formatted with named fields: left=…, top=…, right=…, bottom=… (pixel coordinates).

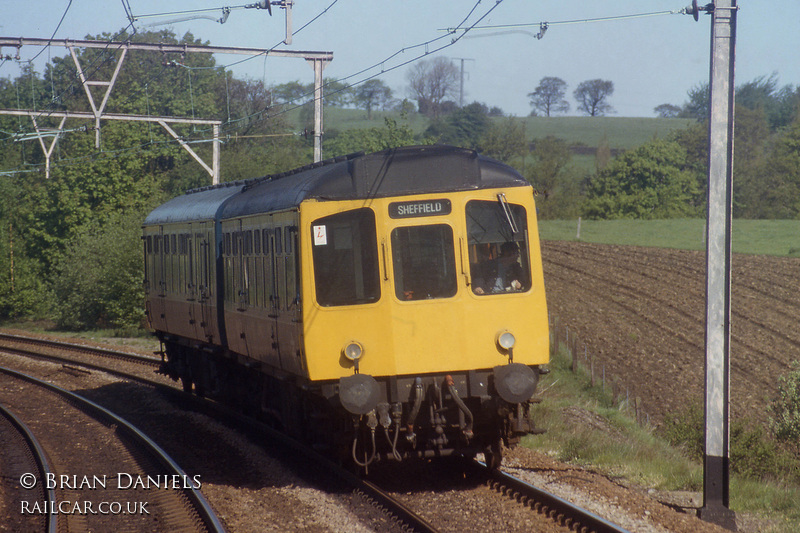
left=538, top=218, right=800, bottom=257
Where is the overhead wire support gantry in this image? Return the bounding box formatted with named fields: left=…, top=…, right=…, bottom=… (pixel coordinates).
left=0, top=37, right=333, bottom=182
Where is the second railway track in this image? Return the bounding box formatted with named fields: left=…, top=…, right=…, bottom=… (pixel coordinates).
left=0, top=365, right=224, bottom=532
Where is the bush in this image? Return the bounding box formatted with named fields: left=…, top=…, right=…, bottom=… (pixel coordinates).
left=50, top=211, right=145, bottom=331
left=661, top=402, right=704, bottom=460
left=662, top=402, right=799, bottom=482
left=770, top=361, right=800, bottom=446
left=0, top=256, right=50, bottom=320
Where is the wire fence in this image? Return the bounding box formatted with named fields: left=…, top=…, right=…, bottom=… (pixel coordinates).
left=549, top=314, right=651, bottom=427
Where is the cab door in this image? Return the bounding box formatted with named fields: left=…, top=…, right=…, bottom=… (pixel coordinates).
left=267, top=225, right=281, bottom=367
left=151, top=226, right=169, bottom=331
left=278, top=225, right=305, bottom=374
left=192, top=222, right=217, bottom=341
left=195, top=223, right=216, bottom=342
left=387, top=221, right=465, bottom=375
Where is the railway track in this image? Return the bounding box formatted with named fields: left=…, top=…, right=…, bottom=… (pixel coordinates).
left=0, top=332, right=438, bottom=532
left=0, top=331, right=633, bottom=532
left=0, top=402, right=56, bottom=532
left=0, top=330, right=161, bottom=368
left=0, top=365, right=224, bottom=532
left=481, top=463, right=629, bottom=533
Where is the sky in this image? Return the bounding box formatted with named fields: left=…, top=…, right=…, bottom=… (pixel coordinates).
left=1, top=1, right=798, bottom=118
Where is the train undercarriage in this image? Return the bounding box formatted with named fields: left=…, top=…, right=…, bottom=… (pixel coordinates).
left=157, top=337, right=546, bottom=470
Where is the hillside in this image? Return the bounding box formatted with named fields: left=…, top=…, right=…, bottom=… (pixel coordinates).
left=291, top=108, right=695, bottom=151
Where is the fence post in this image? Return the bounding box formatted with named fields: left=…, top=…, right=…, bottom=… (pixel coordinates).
left=553, top=320, right=559, bottom=356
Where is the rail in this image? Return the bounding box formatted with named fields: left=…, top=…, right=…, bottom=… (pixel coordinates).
left=0, top=331, right=160, bottom=365
left=0, top=366, right=225, bottom=533
left=0, top=403, right=58, bottom=533
left=479, top=461, right=630, bottom=533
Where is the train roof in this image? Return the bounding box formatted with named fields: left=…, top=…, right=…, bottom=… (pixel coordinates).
left=143, top=145, right=530, bottom=226
left=143, top=181, right=245, bottom=226
left=220, top=145, right=529, bottom=219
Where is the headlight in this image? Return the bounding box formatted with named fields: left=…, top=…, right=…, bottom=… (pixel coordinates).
left=496, top=331, right=516, bottom=351
left=343, top=341, right=363, bottom=361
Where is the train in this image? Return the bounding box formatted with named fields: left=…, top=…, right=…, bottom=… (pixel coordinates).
left=142, top=144, right=549, bottom=469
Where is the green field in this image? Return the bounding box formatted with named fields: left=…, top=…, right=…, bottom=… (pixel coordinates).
left=294, top=108, right=695, bottom=147
left=538, top=218, right=800, bottom=257
left=518, top=116, right=694, bottom=150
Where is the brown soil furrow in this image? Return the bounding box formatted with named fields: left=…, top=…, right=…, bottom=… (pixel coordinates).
left=541, top=240, right=799, bottom=426
left=545, top=242, right=800, bottom=361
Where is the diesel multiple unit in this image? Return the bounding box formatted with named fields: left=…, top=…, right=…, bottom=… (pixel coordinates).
left=143, top=145, right=549, bottom=468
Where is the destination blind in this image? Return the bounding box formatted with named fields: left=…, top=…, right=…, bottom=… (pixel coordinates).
left=389, top=199, right=451, bottom=219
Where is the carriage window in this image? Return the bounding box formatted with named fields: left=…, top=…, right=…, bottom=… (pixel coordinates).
left=466, top=199, right=530, bottom=295
left=286, top=226, right=294, bottom=254
left=244, top=230, right=252, bottom=255
left=391, top=225, right=457, bottom=301
left=311, top=209, right=380, bottom=306
left=274, top=227, right=282, bottom=255
left=262, top=229, right=270, bottom=255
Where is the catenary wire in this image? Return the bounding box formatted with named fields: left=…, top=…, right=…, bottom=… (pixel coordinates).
left=442, top=8, right=684, bottom=33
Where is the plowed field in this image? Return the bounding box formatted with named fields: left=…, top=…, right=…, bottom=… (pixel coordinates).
left=541, top=241, right=800, bottom=425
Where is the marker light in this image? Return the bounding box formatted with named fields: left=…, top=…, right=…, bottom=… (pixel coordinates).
left=496, top=331, right=516, bottom=351
left=343, top=341, right=364, bottom=361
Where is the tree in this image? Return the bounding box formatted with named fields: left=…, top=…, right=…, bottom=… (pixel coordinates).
left=271, top=80, right=310, bottom=104
left=324, top=117, right=429, bottom=158
left=50, top=210, right=147, bottom=330
left=654, top=104, right=681, bottom=118
left=353, top=79, right=393, bottom=120
left=321, top=77, right=351, bottom=107
left=680, top=82, right=710, bottom=119
left=528, top=77, right=569, bottom=117
left=527, top=136, right=582, bottom=220
left=424, top=102, right=489, bottom=149
left=528, top=136, right=571, bottom=194
left=218, top=76, right=305, bottom=183
left=584, top=138, right=699, bottom=219
left=669, top=120, right=708, bottom=205
left=730, top=107, right=772, bottom=218
left=479, top=118, right=527, bottom=166
left=406, top=57, right=459, bottom=119
left=0, top=28, right=314, bottom=326
left=682, top=75, right=800, bottom=128
left=760, top=117, right=800, bottom=218
left=574, top=79, right=614, bottom=117
left=736, top=74, right=800, bottom=130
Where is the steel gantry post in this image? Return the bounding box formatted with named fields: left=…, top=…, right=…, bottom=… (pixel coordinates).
left=0, top=37, right=333, bottom=181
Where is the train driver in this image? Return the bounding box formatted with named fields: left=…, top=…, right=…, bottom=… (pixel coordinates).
left=473, top=242, right=526, bottom=295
